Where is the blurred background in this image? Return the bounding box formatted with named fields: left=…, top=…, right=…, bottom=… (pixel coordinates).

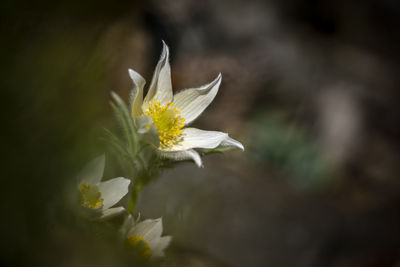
left=1, top=0, right=400, bottom=266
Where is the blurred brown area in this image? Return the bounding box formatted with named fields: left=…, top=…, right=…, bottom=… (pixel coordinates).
left=1, top=0, right=400, bottom=266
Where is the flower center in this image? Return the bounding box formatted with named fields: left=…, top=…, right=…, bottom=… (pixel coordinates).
left=144, top=102, right=185, bottom=149
left=126, top=234, right=151, bottom=259
left=78, top=181, right=103, bottom=209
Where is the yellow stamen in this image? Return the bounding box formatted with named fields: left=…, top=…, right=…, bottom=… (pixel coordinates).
left=144, top=102, right=185, bottom=149
left=78, top=181, right=103, bottom=209
left=126, top=234, right=152, bottom=259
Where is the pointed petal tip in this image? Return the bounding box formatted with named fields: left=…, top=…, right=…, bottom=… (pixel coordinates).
left=191, top=151, right=203, bottom=167
left=161, top=40, right=169, bottom=49
left=195, top=159, right=204, bottom=168
left=128, top=68, right=135, bottom=78
left=161, top=40, right=169, bottom=58
left=232, top=139, right=244, bottom=151
left=128, top=68, right=145, bottom=84
left=233, top=139, right=245, bottom=151
left=211, top=73, right=222, bottom=87
left=214, top=73, right=222, bottom=84
left=148, top=217, right=163, bottom=232
left=222, top=136, right=245, bottom=151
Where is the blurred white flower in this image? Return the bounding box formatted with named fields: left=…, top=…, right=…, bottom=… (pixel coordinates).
left=121, top=214, right=171, bottom=259
left=128, top=41, right=244, bottom=167
left=77, top=154, right=130, bottom=220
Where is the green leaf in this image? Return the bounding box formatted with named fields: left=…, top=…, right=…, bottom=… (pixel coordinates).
left=102, top=128, right=129, bottom=156
left=111, top=92, right=139, bottom=155
left=110, top=101, right=133, bottom=153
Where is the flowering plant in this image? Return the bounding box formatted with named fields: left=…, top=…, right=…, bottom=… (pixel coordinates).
left=73, top=41, right=244, bottom=263
left=128, top=41, right=243, bottom=167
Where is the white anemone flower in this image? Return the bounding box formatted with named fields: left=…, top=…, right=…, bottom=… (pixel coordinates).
left=77, top=154, right=131, bottom=220
left=121, top=214, right=171, bottom=259
left=128, top=41, right=244, bottom=167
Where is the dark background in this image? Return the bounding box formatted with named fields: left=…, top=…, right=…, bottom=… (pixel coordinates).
left=1, top=0, right=400, bottom=266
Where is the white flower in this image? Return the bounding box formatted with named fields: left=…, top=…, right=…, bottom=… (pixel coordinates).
left=77, top=154, right=131, bottom=220
left=121, top=214, right=171, bottom=259
left=128, top=41, right=244, bottom=167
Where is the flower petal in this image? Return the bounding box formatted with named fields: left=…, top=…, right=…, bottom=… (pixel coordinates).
left=170, top=128, right=244, bottom=151
left=151, top=236, right=172, bottom=258
left=143, top=219, right=163, bottom=246
left=77, top=154, right=105, bottom=184
left=134, top=115, right=160, bottom=148
left=121, top=214, right=135, bottom=237
left=158, top=149, right=202, bottom=167
left=220, top=136, right=245, bottom=151
left=143, top=41, right=173, bottom=110
left=99, top=206, right=126, bottom=220
left=129, top=218, right=163, bottom=241
left=134, top=115, right=153, bottom=134
left=98, top=177, right=131, bottom=210
left=173, top=73, right=221, bottom=124
left=129, top=68, right=146, bottom=118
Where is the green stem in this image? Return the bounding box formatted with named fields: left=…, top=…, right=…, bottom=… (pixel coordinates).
left=128, top=182, right=142, bottom=214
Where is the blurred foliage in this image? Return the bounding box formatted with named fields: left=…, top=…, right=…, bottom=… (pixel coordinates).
left=250, top=111, right=334, bottom=190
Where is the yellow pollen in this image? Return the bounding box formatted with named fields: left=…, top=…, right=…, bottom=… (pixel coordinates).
left=126, top=234, right=151, bottom=259
left=144, top=102, right=185, bottom=149
left=78, top=181, right=103, bottom=209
